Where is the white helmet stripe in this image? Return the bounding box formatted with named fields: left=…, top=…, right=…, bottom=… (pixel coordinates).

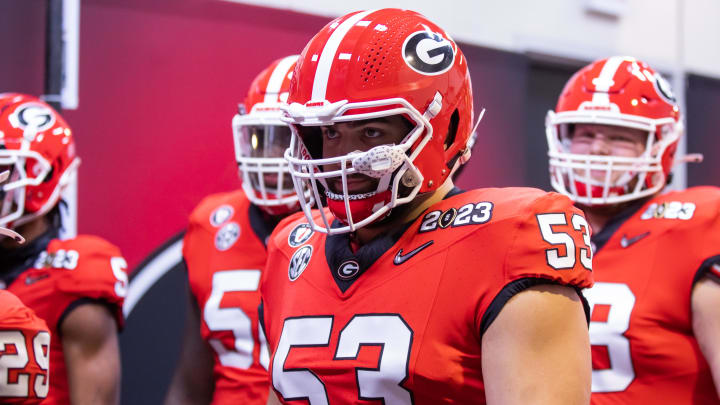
left=264, top=55, right=299, bottom=103
left=311, top=10, right=376, bottom=101
left=591, top=56, right=627, bottom=105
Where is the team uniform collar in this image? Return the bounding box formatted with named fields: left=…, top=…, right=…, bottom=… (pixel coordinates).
left=590, top=196, right=651, bottom=253
left=324, top=187, right=464, bottom=292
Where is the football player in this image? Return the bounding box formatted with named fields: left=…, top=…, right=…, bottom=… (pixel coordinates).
left=260, top=9, right=594, bottom=405
left=0, top=170, right=50, bottom=404
left=546, top=56, right=720, bottom=403
left=164, top=56, right=305, bottom=405
left=0, top=93, right=127, bottom=404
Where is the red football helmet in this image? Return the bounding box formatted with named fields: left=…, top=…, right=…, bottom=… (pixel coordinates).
left=546, top=56, right=682, bottom=205
left=0, top=93, right=79, bottom=228
left=232, top=55, right=310, bottom=216
left=283, top=8, right=474, bottom=234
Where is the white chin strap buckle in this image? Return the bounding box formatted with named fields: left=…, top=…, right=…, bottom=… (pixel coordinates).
left=352, top=145, right=405, bottom=178
left=0, top=227, right=24, bottom=244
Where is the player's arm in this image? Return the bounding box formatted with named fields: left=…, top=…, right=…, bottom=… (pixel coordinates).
left=692, top=275, right=720, bottom=398
left=482, top=284, right=591, bottom=405
left=61, top=302, right=121, bottom=405
left=164, top=291, right=215, bottom=405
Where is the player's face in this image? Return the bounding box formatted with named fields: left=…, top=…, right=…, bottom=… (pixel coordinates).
left=320, top=115, right=411, bottom=194
left=566, top=123, right=648, bottom=183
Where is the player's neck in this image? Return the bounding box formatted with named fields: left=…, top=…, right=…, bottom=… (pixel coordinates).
left=578, top=195, right=654, bottom=234
left=580, top=209, right=614, bottom=234
left=352, top=179, right=454, bottom=245
left=0, top=216, right=50, bottom=249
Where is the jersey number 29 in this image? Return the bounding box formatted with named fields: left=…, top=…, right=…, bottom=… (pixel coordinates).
left=0, top=330, right=50, bottom=399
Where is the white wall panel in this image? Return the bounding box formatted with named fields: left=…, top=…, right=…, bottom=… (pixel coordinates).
left=223, top=0, right=719, bottom=78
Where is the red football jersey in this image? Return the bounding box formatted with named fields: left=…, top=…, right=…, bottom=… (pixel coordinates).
left=5, top=235, right=127, bottom=405
left=588, top=186, right=720, bottom=404
left=0, top=290, right=50, bottom=404
left=183, top=190, right=271, bottom=404
left=261, top=188, right=594, bottom=404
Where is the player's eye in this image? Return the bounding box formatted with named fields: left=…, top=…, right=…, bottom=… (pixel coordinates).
left=363, top=127, right=384, bottom=139
left=321, top=126, right=340, bottom=140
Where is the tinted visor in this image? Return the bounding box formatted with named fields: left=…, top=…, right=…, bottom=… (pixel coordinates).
left=238, top=125, right=292, bottom=159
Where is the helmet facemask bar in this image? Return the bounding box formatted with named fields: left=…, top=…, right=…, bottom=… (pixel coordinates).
left=284, top=97, right=433, bottom=234
left=232, top=110, right=310, bottom=210
left=0, top=170, right=24, bottom=242
left=0, top=149, right=52, bottom=227
left=546, top=110, right=679, bottom=205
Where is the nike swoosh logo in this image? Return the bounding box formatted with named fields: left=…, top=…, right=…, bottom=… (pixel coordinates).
left=394, top=241, right=434, bottom=265
left=25, top=273, right=50, bottom=285
left=620, top=231, right=650, bottom=248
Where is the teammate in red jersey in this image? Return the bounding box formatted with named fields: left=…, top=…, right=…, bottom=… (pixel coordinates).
left=546, top=56, right=720, bottom=403
left=164, top=56, right=307, bottom=405
left=0, top=93, right=127, bottom=404
left=0, top=175, right=50, bottom=405
left=0, top=289, right=50, bottom=404
left=260, top=9, right=594, bottom=405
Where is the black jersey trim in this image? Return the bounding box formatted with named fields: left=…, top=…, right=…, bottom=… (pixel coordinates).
left=693, top=254, right=720, bottom=285
left=57, top=297, right=123, bottom=336
left=480, top=278, right=590, bottom=335
left=248, top=203, right=280, bottom=248
left=258, top=300, right=266, bottom=336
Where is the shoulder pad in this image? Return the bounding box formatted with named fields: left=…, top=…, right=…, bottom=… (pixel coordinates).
left=188, top=189, right=249, bottom=229
left=45, top=236, right=127, bottom=314
left=0, top=290, right=49, bottom=332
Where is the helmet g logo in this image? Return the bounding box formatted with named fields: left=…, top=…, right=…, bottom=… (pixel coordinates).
left=10, top=103, right=56, bottom=137
left=403, top=31, right=455, bottom=76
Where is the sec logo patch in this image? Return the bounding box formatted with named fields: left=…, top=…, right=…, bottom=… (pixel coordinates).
left=288, top=223, right=314, bottom=247
left=215, top=222, right=240, bottom=251
left=288, top=245, right=313, bottom=281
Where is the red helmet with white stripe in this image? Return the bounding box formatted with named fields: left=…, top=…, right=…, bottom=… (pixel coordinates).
left=232, top=55, right=306, bottom=216
left=283, top=8, right=474, bottom=234
left=546, top=56, right=682, bottom=205
left=0, top=93, right=79, bottom=229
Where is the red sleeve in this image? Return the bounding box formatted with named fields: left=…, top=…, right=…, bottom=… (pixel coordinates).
left=505, top=192, right=594, bottom=285
left=52, top=236, right=127, bottom=329
left=474, top=192, right=594, bottom=334
left=691, top=188, right=720, bottom=284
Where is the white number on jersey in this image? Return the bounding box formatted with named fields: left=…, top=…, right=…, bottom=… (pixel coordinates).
left=273, top=314, right=413, bottom=404
left=204, top=270, right=269, bottom=370
left=585, top=282, right=636, bottom=392
left=0, top=330, right=50, bottom=398
left=111, top=257, right=129, bottom=298
left=537, top=213, right=593, bottom=270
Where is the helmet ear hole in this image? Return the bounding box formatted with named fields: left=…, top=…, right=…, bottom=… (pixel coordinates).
left=443, top=109, right=459, bottom=151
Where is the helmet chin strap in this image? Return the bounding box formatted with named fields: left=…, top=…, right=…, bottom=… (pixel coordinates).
left=0, top=226, right=24, bottom=244
left=674, top=153, right=703, bottom=166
